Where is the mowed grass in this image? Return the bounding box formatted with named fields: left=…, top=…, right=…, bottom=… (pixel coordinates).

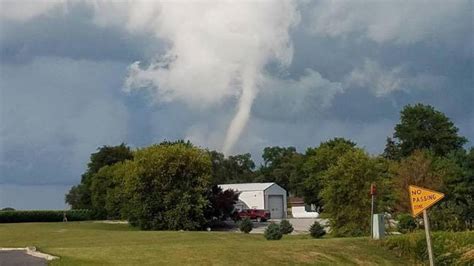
left=0, top=222, right=407, bottom=265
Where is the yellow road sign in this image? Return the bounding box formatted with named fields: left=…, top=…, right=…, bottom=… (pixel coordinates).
left=409, top=185, right=445, bottom=217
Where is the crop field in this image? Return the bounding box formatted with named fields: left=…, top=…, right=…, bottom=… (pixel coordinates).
left=0, top=222, right=408, bottom=265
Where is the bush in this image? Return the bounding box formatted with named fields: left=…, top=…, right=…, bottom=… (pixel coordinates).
left=397, top=213, right=417, bottom=233
left=239, top=217, right=253, bottom=233
left=265, top=223, right=283, bottom=240
left=279, top=219, right=294, bottom=234
left=383, top=231, right=474, bottom=265
left=0, top=210, right=93, bottom=223
left=310, top=221, right=326, bottom=238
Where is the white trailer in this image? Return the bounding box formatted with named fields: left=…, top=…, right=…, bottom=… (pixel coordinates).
left=219, top=182, right=287, bottom=219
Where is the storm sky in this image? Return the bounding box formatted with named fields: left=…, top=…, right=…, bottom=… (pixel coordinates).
left=0, top=0, right=472, bottom=209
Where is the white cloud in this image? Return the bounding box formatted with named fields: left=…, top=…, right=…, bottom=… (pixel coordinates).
left=122, top=2, right=299, bottom=106
left=346, top=59, right=404, bottom=96
left=308, top=0, right=469, bottom=44
left=254, top=69, right=343, bottom=119
left=345, top=59, right=446, bottom=96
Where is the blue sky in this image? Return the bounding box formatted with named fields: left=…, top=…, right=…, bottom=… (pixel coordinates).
left=0, top=0, right=472, bottom=209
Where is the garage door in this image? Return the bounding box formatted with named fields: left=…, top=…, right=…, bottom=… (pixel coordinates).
left=268, top=195, right=284, bottom=219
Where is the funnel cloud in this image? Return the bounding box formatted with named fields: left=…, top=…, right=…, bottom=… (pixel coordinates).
left=123, top=1, right=299, bottom=154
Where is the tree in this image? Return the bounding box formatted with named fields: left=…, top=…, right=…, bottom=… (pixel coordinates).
left=65, top=143, right=133, bottom=213
left=65, top=184, right=90, bottom=210
left=204, top=185, right=239, bottom=223
left=309, top=221, right=326, bottom=238
left=208, top=151, right=255, bottom=184
left=239, top=217, right=253, bottom=233
left=391, top=104, right=467, bottom=157
left=159, top=139, right=193, bottom=147
left=264, top=223, right=283, bottom=240
left=383, top=137, right=401, bottom=160
left=390, top=148, right=474, bottom=231
left=279, top=219, right=294, bottom=234
left=90, top=161, right=134, bottom=219
left=86, top=143, right=134, bottom=174
left=226, top=153, right=255, bottom=183
left=255, top=146, right=303, bottom=194
left=208, top=151, right=227, bottom=185
left=320, top=149, right=387, bottom=237
left=390, top=150, right=444, bottom=213
left=429, top=148, right=474, bottom=230
left=302, top=138, right=357, bottom=210
left=262, top=146, right=297, bottom=168
left=103, top=161, right=136, bottom=220
left=123, top=143, right=211, bottom=230
left=396, top=213, right=417, bottom=233
left=90, top=165, right=116, bottom=219
left=454, top=147, right=474, bottom=229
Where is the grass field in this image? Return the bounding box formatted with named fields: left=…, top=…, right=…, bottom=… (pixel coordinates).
left=0, top=222, right=408, bottom=265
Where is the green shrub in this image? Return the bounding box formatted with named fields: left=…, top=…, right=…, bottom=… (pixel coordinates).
left=397, top=213, right=417, bottom=233
left=0, top=210, right=93, bottom=223
left=279, top=219, right=294, bottom=234
left=265, top=223, right=283, bottom=240
left=239, top=217, right=253, bottom=233
left=383, top=231, right=474, bottom=265
left=310, top=221, right=326, bottom=238
left=429, top=202, right=471, bottom=232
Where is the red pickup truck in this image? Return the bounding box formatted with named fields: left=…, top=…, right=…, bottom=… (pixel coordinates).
left=232, top=209, right=271, bottom=222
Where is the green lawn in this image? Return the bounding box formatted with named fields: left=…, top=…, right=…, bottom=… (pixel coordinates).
left=0, top=222, right=407, bottom=265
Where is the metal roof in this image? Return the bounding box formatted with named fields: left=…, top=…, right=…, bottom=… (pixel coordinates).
left=218, top=182, right=276, bottom=192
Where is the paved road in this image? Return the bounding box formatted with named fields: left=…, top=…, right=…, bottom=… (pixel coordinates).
left=0, top=251, right=46, bottom=266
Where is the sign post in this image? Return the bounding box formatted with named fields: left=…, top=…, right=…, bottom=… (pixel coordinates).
left=423, top=210, right=434, bottom=266
left=370, top=183, right=376, bottom=238
left=408, top=185, right=445, bottom=266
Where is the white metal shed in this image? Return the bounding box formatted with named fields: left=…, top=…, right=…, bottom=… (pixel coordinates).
left=219, top=182, right=287, bottom=219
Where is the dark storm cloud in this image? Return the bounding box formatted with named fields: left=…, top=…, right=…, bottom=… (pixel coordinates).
left=0, top=2, right=161, bottom=65
left=250, top=0, right=472, bottom=131
left=0, top=57, right=130, bottom=185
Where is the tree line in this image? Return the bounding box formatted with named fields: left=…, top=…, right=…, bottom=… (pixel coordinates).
left=66, top=103, right=473, bottom=235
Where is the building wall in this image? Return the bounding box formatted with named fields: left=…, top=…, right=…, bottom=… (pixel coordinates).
left=238, top=190, right=265, bottom=210
left=264, top=184, right=287, bottom=218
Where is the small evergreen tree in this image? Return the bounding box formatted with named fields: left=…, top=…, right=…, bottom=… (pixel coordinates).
left=264, top=223, right=283, bottom=240
left=310, top=221, right=326, bottom=238
left=279, top=219, right=294, bottom=234
left=239, top=217, right=253, bottom=233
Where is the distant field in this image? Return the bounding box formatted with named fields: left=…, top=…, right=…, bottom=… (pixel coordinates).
left=0, top=222, right=408, bottom=265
